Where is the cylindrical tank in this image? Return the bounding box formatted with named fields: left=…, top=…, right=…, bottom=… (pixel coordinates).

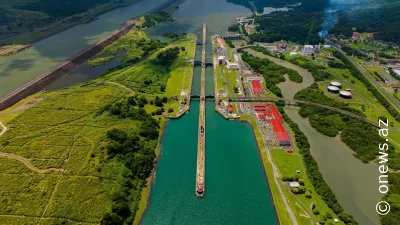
left=339, top=91, right=352, bottom=99
left=330, top=81, right=342, bottom=88
left=327, top=86, right=340, bottom=93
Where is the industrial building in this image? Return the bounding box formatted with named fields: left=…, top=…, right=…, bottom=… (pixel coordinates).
left=254, top=103, right=292, bottom=148
left=250, top=80, right=264, bottom=95
left=330, top=81, right=342, bottom=88
left=242, top=70, right=254, bottom=76
left=217, top=55, right=226, bottom=65
left=327, top=86, right=340, bottom=93
left=218, top=38, right=227, bottom=49
left=339, top=91, right=352, bottom=99
left=226, top=61, right=239, bottom=70
left=302, top=45, right=314, bottom=55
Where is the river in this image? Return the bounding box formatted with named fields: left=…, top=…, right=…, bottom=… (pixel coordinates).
left=0, top=0, right=170, bottom=96
left=244, top=48, right=382, bottom=225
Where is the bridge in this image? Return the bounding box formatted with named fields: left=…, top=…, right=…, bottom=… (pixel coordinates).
left=191, top=95, right=215, bottom=99
left=236, top=44, right=256, bottom=50
left=194, top=60, right=213, bottom=66
left=229, top=97, right=380, bottom=128
left=220, top=34, right=245, bottom=40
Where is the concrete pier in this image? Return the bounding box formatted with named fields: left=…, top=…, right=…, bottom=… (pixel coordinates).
left=196, top=24, right=206, bottom=198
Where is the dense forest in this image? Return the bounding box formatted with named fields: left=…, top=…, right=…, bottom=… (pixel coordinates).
left=98, top=98, right=160, bottom=225
left=142, top=11, right=174, bottom=28
left=381, top=173, right=400, bottom=225
left=240, top=49, right=302, bottom=97
left=232, top=0, right=330, bottom=44
left=331, top=2, right=400, bottom=45
left=295, top=84, right=398, bottom=165
left=275, top=103, right=358, bottom=225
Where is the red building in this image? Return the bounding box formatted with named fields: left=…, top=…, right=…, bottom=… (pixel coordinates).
left=251, top=80, right=264, bottom=95
left=268, top=103, right=291, bottom=147
left=228, top=104, right=233, bottom=114
left=352, top=32, right=361, bottom=39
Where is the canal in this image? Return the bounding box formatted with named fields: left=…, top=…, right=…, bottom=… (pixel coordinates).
left=244, top=49, right=382, bottom=225
left=141, top=0, right=278, bottom=224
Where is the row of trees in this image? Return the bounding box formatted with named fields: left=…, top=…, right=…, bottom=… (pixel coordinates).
left=275, top=103, right=359, bottom=225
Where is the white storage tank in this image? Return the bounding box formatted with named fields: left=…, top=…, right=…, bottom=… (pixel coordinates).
left=327, top=86, right=340, bottom=93
left=330, top=81, right=342, bottom=88
left=339, top=90, right=352, bottom=99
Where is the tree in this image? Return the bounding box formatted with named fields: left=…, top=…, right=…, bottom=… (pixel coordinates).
left=100, top=212, right=123, bottom=225
left=168, top=108, right=174, bottom=113
left=305, top=191, right=312, bottom=198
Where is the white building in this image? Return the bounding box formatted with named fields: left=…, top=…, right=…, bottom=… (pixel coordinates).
left=323, top=45, right=331, bottom=49
left=226, top=61, right=239, bottom=70
left=302, top=45, right=314, bottom=55
left=217, top=56, right=226, bottom=65
left=289, top=182, right=300, bottom=188
left=394, top=69, right=400, bottom=77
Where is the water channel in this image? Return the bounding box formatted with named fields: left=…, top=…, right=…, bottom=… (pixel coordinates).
left=142, top=1, right=277, bottom=224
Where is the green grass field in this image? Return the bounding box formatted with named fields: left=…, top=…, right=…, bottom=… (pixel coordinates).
left=0, top=29, right=196, bottom=224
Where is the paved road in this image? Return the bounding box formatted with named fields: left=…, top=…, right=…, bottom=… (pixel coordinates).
left=334, top=46, right=400, bottom=110
left=252, top=114, right=299, bottom=225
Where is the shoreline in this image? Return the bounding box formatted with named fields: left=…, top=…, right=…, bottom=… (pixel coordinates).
left=134, top=119, right=169, bottom=225
left=0, top=0, right=144, bottom=47
left=0, top=0, right=181, bottom=112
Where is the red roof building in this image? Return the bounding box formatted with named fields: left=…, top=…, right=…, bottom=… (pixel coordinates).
left=251, top=80, right=264, bottom=95
left=352, top=32, right=361, bottom=39
left=264, top=109, right=272, bottom=118
left=228, top=104, right=233, bottom=114
left=277, top=40, right=287, bottom=49
left=243, top=70, right=254, bottom=76
left=218, top=38, right=227, bottom=49
left=268, top=103, right=291, bottom=147
left=286, top=148, right=294, bottom=153
left=257, top=113, right=265, bottom=120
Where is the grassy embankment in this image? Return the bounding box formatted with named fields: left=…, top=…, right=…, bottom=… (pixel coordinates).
left=0, top=31, right=196, bottom=225
left=239, top=114, right=344, bottom=225
left=98, top=33, right=196, bottom=116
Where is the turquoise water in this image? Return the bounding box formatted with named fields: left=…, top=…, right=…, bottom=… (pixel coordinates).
left=142, top=99, right=278, bottom=225
left=143, top=1, right=277, bottom=219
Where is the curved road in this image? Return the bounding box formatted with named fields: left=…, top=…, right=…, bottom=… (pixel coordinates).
left=0, top=120, right=64, bottom=173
